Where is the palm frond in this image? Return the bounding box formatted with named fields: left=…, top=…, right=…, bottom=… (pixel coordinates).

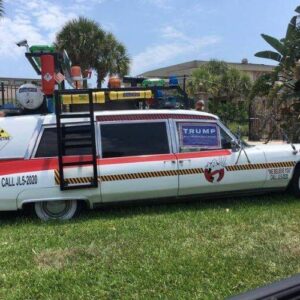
left=255, top=50, right=282, bottom=62
left=261, top=34, right=285, bottom=54
left=0, top=0, right=4, bottom=17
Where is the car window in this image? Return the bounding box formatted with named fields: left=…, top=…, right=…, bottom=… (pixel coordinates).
left=35, top=126, right=92, bottom=158
left=177, top=122, right=227, bottom=152
left=100, top=122, right=170, bottom=158
left=219, top=127, right=234, bottom=149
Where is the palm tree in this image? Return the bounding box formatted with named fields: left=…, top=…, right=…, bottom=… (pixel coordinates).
left=55, top=17, right=105, bottom=72
left=255, top=5, right=300, bottom=68
left=95, top=33, right=130, bottom=87
left=253, top=5, right=300, bottom=142
left=0, top=0, right=4, bottom=17
left=187, top=60, right=251, bottom=124
left=55, top=17, right=130, bottom=88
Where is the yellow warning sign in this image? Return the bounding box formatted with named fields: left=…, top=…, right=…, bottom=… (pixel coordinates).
left=0, top=128, right=11, bottom=141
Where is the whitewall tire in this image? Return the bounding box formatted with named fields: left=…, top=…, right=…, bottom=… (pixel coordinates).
left=34, top=200, right=78, bottom=221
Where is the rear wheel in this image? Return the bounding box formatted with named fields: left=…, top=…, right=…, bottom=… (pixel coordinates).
left=34, top=200, right=78, bottom=221
left=291, top=167, right=300, bottom=197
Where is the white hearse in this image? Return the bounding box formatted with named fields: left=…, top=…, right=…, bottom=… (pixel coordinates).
left=0, top=109, right=299, bottom=220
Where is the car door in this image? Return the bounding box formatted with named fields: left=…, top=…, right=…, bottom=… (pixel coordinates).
left=173, top=119, right=267, bottom=196
left=98, top=120, right=178, bottom=203
left=29, top=123, right=101, bottom=200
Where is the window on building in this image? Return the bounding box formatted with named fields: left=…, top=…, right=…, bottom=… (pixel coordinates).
left=35, top=126, right=92, bottom=157
left=100, top=122, right=170, bottom=158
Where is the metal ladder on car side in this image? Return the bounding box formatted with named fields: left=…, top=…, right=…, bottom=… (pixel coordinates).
left=55, top=90, right=98, bottom=191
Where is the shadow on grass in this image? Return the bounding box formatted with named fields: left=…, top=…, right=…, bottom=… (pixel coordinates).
left=0, top=191, right=298, bottom=225
left=83, top=191, right=297, bottom=220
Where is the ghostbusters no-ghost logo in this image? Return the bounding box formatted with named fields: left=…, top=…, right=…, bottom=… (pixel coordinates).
left=204, top=158, right=226, bottom=183
left=0, top=128, right=12, bottom=151
left=0, top=128, right=11, bottom=141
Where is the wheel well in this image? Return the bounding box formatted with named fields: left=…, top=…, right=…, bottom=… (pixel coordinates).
left=287, top=161, right=300, bottom=191
left=295, top=162, right=300, bottom=170
left=291, top=162, right=300, bottom=179
left=21, top=199, right=89, bottom=210
left=77, top=199, right=88, bottom=210
left=22, top=202, right=34, bottom=213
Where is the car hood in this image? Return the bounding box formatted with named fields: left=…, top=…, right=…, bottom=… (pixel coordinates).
left=250, top=143, right=300, bottom=159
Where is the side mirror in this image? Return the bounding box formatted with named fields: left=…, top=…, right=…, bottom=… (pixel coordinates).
left=231, top=140, right=240, bottom=152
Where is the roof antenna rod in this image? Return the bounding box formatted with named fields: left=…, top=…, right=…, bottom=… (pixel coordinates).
left=235, top=130, right=251, bottom=165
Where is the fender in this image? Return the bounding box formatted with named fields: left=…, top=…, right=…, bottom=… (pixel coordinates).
left=287, top=160, right=300, bottom=188
left=19, top=197, right=91, bottom=209
left=16, top=187, right=92, bottom=209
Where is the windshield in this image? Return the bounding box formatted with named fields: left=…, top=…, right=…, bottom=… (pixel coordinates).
left=219, top=120, right=252, bottom=148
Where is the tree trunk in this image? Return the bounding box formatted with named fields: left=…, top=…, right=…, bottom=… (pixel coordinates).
left=97, top=77, right=102, bottom=88
left=97, top=70, right=106, bottom=88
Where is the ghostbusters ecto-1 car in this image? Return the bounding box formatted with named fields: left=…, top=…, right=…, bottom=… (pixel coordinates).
left=1, top=105, right=300, bottom=220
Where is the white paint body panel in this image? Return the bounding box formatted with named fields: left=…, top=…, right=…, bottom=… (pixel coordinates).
left=178, top=147, right=267, bottom=196
left=0, top=115, right=41, bottom=159
left=258, top=144, right=298, bottom=188
left=100, top=157, right=178, bottom=202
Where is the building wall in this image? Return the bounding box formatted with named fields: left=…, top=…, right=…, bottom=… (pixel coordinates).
left=139, top=60, right=274, bottom=110
left=140, top=59, right=274, bottom=82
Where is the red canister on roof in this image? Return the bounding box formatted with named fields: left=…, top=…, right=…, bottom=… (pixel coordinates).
left=41, top=55, right=55, bottom=95
left=108, top=76, right=121, bottom=88
left=71, top=66, right=83, bottom=88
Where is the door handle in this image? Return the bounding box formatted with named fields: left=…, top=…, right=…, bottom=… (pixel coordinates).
left=179, top=159, right=191, bottom=164
left=164, top=160, right=176, bottom=164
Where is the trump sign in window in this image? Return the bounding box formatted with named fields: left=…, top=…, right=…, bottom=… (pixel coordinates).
left=177, top=123, right=221, bottom=152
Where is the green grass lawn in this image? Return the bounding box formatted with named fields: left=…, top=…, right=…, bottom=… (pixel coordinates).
left=0, top=194, right=300, bottom=299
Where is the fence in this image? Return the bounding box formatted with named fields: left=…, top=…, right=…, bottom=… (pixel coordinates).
left=0, top=82, right=19, bottom=107
left=248, top=97, right=284, bottom=141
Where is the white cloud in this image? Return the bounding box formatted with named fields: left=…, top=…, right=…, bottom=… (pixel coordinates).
left=131, top=26, right=220, bottom=75
left=0, top=16, right=46, bottom=57
left=161, top=26, right=186, bottom=39
left=141, top=0, right=172, bottom=9
left=72, top=0, right=114, bottom=12
left=0, top=0, right=77, bottom=58
left=75, top=0, right=107, bottom=3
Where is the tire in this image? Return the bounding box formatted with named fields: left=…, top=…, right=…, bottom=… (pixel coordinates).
left=34, top=200, right=78, bottom=221
left=291, top=167, right=300, bottom=197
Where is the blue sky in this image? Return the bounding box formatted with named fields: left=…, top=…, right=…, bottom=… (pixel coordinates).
left=0, top=0, right=299, bottom=84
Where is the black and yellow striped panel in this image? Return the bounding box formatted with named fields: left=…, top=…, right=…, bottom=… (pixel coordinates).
left=53, top=161, right=296, bottom=185
left=99, top=169, right=180, bottom=182
left=225, top=161, right=296, bottom=172
left=54, top=169, right=182, bottom=185
left=178, top=168, right=204, bottom=175
left=54, top=170, right=60, bottom=185
left=54, top=170, right=94, bottom=185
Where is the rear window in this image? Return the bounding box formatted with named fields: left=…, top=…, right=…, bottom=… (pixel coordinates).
left=35, top=126, right=92, bottom=158
left=100, top=122, right=170, bottom=158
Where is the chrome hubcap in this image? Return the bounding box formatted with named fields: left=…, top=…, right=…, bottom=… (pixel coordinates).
left=42, top=200, right=71, bottom=218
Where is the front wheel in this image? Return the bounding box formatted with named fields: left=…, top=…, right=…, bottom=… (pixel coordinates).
left=34, top=200, right=78, bottom=221
left=291, top=167, right=300, bottom=197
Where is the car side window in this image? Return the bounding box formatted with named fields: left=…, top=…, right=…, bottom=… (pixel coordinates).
left=177, top=122, right=228, bottom=152
left=35, top=126, right=92, bottom=158
left=100, top=122, right=170, bottom=158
